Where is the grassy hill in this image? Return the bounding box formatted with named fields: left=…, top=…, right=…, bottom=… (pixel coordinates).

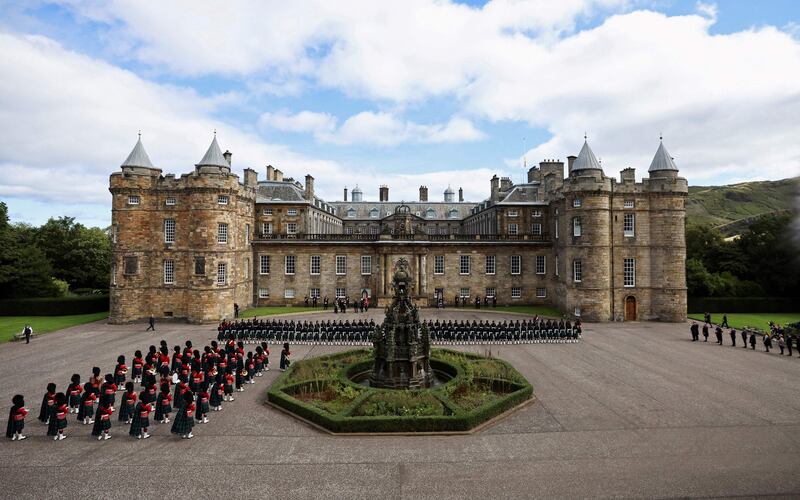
left=686, top=178, right=796, bottom=233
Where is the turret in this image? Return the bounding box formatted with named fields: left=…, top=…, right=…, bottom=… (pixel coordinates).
left=352, top=185, right=363, bottom=202
left=570, top=139, right=603, bottom=179
left=195, top=134, right=231, bottom=175
left=444, top=185, right=454, bottom=202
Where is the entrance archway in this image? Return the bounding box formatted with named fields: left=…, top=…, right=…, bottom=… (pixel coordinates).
left=624, top=296, right=637, bottom=321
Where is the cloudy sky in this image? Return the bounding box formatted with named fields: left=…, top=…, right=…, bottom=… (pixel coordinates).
left=1, top=0, right=799, bottom=227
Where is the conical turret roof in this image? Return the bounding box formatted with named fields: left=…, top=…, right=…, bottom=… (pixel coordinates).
left=121, top=136, right=154, bottom=168
left=648, top=140, right=679, bottom=172
left=571, top=140, right=602, bottom=172
left=196, top=135, right=229, bottom=168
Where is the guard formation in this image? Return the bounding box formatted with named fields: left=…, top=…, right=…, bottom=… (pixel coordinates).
left=6, top=335, right=274, bottom=442
left=217, top=316, right=582, bottom=345
left=689, top=315, right=798, bottom=356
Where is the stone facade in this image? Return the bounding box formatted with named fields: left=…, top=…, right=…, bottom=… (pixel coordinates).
left=109, top=136, right=687, bottom=323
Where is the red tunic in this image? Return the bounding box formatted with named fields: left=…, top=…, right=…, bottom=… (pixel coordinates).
left=140, top=403, right=152, bottom=418
left=13, top=407, right=28, bottom=421
left=55, top=404, right=68, bottom=420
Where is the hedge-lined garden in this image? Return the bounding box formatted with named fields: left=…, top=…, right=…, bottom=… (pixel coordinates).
left=0, top=294, right=109, bottom=316
left=267, top=349, right=532, bottom=433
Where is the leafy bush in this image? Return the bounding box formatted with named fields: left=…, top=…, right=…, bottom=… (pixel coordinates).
left=355, top=391, right=444, bottom=417
left=0, top=294, right=109, bottom=316
left=687, top=297, right=800, bottom=314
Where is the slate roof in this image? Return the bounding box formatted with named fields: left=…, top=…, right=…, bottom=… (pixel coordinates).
left=327, top=201, right=477, bottom=220
left=196, top=135, right=229, bottom=168
left=571, top=140, right=602, bottom=172
left=121, top=137, right=155, bottom=168
left=648, top=141, right=679, bottom=172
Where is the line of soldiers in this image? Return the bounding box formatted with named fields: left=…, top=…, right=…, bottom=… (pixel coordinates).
left=217, top=317, right=582, bottom=345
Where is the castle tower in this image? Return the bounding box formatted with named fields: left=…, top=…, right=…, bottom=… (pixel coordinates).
left=556, top=138, right=613, bottom=321
left=645, top=139, right=687, bottom=321
left=109, top=134, right=256, bottom=323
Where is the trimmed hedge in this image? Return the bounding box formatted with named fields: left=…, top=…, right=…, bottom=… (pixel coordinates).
left=688, top=297, right=800, bottom=314
left=0, top=295, right=109, bottom=316
left=267, top=348, right=533, bottom=433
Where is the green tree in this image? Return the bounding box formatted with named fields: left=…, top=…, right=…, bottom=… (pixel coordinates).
left=0, top=202, right=58, bottom=298
left=33, top=216, right=110, bottom=289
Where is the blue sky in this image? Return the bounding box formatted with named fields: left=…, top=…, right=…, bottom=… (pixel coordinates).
left=1, top=0, right=798, bottom=228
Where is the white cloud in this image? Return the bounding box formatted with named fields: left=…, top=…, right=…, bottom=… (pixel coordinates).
left=258, top=110, right=485, bottom=146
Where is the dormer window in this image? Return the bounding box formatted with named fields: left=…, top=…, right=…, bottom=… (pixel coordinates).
left=573, top=198, right=582, bottom=208
left=347, top=208, right=356, bottom=218
left=426, top=208, right=436, bottom=218
left=369, top=208, right=379, bottom=218
left=218, top=195, right=229, bottom=205
left=448, top=209, right=459, bottom=219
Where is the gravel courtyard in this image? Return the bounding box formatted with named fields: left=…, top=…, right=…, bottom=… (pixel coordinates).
left=1, top=309, right=798, bottom=499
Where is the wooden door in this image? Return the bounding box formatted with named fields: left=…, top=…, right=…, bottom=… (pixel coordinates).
left=624, top=296, right=637, bottom=321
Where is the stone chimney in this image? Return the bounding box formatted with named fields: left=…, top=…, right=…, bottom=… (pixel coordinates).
left=379, top=185, right=389, bottom=202
left=490, top=175, right=500, bottom=202
left=304, top=174, right=315, bottom=199
left=458, top=187, right=464, bottom=202
left=500, top=177, right=512, bottom=192
left=343, top=187, right=348, bottom=201
left=266, top=165, right=274, bottom=180
left=274, top=169, right=283, bottom=182
left=527, top=165, right=540, bottom=183
left=419, top=185, right=428, bottom=202
left=223, top=150, right=232, bottom=167
left=567, top=155, right=577, bottom=172
left=243, top=168, right=258, bottom=187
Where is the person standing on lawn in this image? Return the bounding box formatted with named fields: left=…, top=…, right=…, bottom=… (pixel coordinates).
left=721, top=314, right=729, bottom=328
left=22, top=324, right=32, bottom=344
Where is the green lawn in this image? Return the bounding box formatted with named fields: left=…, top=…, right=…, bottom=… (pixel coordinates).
left=0, top=312, right=109, bottom=343
left=239, top=306, right=321, bottom=318
left=484, top=305, right=563, bottom=318
left=687, top=313, right=800, bottom=332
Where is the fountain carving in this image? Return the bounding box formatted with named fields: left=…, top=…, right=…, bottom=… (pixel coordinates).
left=370, top=258, right=432, bottom=389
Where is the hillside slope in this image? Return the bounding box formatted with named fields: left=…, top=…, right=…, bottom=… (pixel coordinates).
left=686, top=178, right=797, bottom=230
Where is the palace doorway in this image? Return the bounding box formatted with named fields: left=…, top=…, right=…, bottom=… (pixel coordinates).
left=624, top=296, right=637, bottom=321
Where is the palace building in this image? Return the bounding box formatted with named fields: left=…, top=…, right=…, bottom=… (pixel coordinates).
left=109, top=134, right=687, bottom=323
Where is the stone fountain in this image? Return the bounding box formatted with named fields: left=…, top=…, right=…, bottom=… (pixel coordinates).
left=370, top=258, right=432, bottom=389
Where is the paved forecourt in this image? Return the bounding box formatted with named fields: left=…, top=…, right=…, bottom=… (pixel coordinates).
left=1, top=309, right=799, bottom=499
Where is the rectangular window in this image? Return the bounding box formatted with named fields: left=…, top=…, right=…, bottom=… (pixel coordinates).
left=164, top=219, right=175, bottom=243
left=284, top=255, right=296, bottom=275
left=287, top=208, right=297, bottom=216
left=217, top=262, right=227, bottom=285
left=218, top=195, right=228, bottom=205
left=165, top=196, right=176, bottom=206
left=460, top=287, right=470, bottom=298
left=511, top=255, right=521, bottom=275
left=336, top=255, right=347, bottom=275
left=573, top=198, right=582, bottom=208
left=573, top=260, right=582, bottom=283
left=217, top=223, right=228, bottom=244
left=124, top=256, right=138, bottom=275
left=259, top=255, right=270, bottom=275
left=244, top=258, right=249, bottom=279
left=624, top=258, right=635, bottom=287
left=263, top=208, right=273, bottom=215
left=284, top=289, right=295, bottom=299
left=262, top=222, right=272, bottom=235
left=623, top=213, right=635, bottom=237
left=370, top=226, right=379, bottom=235
left=194, top=257, right=205, bottom=275
left=508, top=209, right=518, bottom=217
left=258, top=288, right=269, bottom=299
left=459, top=255, right=470, bottom=275
left=573, top=217, right=581, bottom=237
left=434, top=255, right=445, bottom=275
left=623, top=200, right=635, bottom=209
left=508, top=223, right=518, bottom=235
left=427, top=226, right=436, bottom=235
left=361, top=255, right=372, bottom=275
left=335, top=287, right=346, bottom=299
left=536, top=287, right=547, bottom=298
left=128, top=195, right=140, bottom=205
left=112, top=224, right=118, bottom=243
left=286, top=223, right=297, bottom=234
left=555, top=255, right=559, bottom=277
left=536, top=255, right=546, bottom=275
left=163, top=260, right=175, bottom=284
left=511, top=287, right=521, bottom=299
left=555, top=218, right=559, bottom=239
left=310, top=255, right=320, bottom=275
left=485, top=287, right=496, bottom=298
left=485, top=255, right=496, bottom=275
left=245, top=224, right=250, bottom=244
left=346, top=226, right=354, bottom=234
left=111, top=264, right=116, bottom=285
left=532, top=209, right=542, bottom=217
left=531, top=223, right=542, bottom=236
left=310, top=288, right=320, bottom=299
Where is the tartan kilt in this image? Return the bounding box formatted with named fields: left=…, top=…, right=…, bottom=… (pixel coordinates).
left=77, top=402, right=93, bottom=420
left=154, top=401, right=171, bottom=420
left=119, top=402, right=134, bottom=422
left=131, top=367, right=142, bottom=378
left=209, top=390, right=223, bottom=407
left=68, top=393, right=81, bottom=408
left=57, top=418, right=68, bottom=430
left=114, top=374, right=126, bottom=386
left=170, top=410, right=193, bottom=435
left=91, top=417, right=111, bottom=436
left=129, top=415, right=144, bottom=436
left=196, top=400, right=210, bottom=418
left=11, top=419, right=24, bottom=434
